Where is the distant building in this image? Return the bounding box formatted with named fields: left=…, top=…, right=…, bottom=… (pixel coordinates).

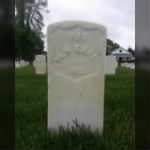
left=111, top=47, right=134, bottom=62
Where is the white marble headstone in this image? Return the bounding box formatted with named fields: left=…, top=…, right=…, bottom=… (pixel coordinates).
left=47, top=21, right=107, bottom=132
left=33, top=55, right=46, bottom=74
left=20, top=60, right=29, bottom=67
left=105, top=55, right=118, bottom=75
left=122, top=63, right=135, bottom=69
left=15, top=61, right=20, bottom=68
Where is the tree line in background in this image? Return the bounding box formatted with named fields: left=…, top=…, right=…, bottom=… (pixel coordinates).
left=106, top=38, right=120, bottom=55
left=15, top=0, right=134, bottom=63
left=15, top=0, right=48, bottom=64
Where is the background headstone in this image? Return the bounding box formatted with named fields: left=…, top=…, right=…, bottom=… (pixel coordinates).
left=33, top=55, right=47, bottom=74
left=105, top=55, right=118, bottom=75
left=20, top=60, right=29, bottom=67
left=47, top=21, right=107, bottom=132
left=121, top=63, right=135, bottom=70
left=15, top=61, right=20, bottom=68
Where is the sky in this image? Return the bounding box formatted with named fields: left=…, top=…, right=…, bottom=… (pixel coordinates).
left=42, top=0, right=135, bottom=50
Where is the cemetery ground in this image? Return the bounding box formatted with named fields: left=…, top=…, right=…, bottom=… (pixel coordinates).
left=16, top=66, right=135, bottom=149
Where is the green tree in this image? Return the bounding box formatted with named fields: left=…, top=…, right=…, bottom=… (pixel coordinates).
left=15, top=25, right=44, bottom=63
left=15, top=0, right=48, bottom=63
left=106, top=38, right=120, bottom=55
left=16, top=0, right=47, bottom=30
left=128, top=47, right=135, bottom=57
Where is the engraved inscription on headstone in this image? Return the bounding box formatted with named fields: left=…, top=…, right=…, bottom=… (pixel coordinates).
left=48, top=21, right=107, bottom=132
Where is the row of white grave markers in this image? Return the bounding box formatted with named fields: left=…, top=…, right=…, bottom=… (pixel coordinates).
left=47, top=21, right=107, bottom=132
left=33, top=55, right=118, bottom=75
left=15, top=60, right=29, bottom=68
left=20, top=60, right=29, bottom=67
left=17, top=21, right=119, bottom=133
left=121, top=63, right=135, bottom=69
left=16, top=55, right=117, bottom=75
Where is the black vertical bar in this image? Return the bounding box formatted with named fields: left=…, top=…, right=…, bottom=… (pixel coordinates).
left=135, top=0, right=150, bottom=149
left=0, top=0, right=15, bottom=149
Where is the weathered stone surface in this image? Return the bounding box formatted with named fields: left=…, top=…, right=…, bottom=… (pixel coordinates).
left=47, top=21, right=107, bottom=132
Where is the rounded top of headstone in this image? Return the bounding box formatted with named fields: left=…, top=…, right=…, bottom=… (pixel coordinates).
left=47, top=20, right=107, bottom=35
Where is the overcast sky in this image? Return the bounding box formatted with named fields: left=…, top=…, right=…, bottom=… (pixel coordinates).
left=42, top=0, right=135, bottom=50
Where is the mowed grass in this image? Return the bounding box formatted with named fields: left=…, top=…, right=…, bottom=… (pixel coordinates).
left=15, top=66, right=135, bottom=149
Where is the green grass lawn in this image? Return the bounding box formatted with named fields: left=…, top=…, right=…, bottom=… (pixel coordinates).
left=15, top=66, right=135, bottom=149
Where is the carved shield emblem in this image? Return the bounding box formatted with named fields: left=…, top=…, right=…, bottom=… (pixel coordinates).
left=48, top=21, right=106, bottom=79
